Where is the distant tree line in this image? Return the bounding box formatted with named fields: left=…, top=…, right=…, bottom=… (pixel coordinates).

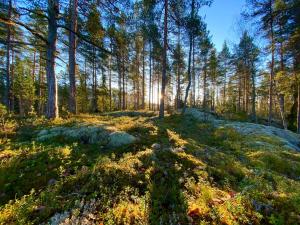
left=0, top=0, right=299, bottom=132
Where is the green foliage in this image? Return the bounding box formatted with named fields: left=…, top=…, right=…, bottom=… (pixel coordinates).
left=0, top=113, right=300, bottom=224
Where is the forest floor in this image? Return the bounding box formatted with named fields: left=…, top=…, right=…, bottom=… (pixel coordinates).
left=1, top=110, right=300, bottom=225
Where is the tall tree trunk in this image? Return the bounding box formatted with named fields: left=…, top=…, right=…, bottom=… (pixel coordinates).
left=122, top=53, right=126, bottom=110
left=238, top=72, right=241, bottom=111
left=142, top=42, right=145, bottom=109
left=250, top=66, right=256, bottom=122
left=148, top=42, right=152, bottom=110
left=5, top=0, right=12, bottom=110
left=159, top=0, right=168, bottom=118
left=92, top=47, right=97, bottom=112
left=276, top=33, right=287, bottom=129
left=68, top=0, right=78, bottom=114
left=46, top=0, right=59, bottom=119
left=32, top=50, right=36, bottom=83
left=136, top=48, right=140, bottom=109
left=157, top=64, right=160, bottom=111
left=109, top=45, right=112, bottom=111
left=182, top=0, right=195, bottom=114
left=38, top=51, right=44, bottom=115
left=297, top=83, right=300, bottom=133
left=268, top=9, right=275, bottom=125
left=182, top=35, right=193, bottom=114
left=192, top=38, right=196, bottom=106
left=117, top=54, right=122, bottom=110
left=203, top=59, right=207, bottom=110
left=10, top=44, right=14, bottom=112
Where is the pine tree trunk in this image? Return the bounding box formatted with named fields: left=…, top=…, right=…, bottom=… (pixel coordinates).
left=5, top=0, right=12, bottom=110
left=46, top=0, right=59, bottom=119
left=148, top=42, right=152, bottom=110
left=182, top=0, right=195, bottom=114
left=251, top=68, right=256, bottom=122
left=159, top=0, right=168, bottom=118
left=109, top=45, right=112, bottom=111
left=10, top=45, right=14, bottom=112
left=38, top=51, right=43, bottom=115
left=32, top=50, right=36, bottom=83
left=268, top=13, right=275, bottom=126
left=122, top=53, right=126, bottom=110
left=137, top=48, right=140, bottom=109
left=192, top=38, right=196, bottom=107
left=203, top=59, right=207, bottom=110
left=297, top=83, right=300, bottom=133
left=182, top=35, right=193, bottom=114
left=68, top=0, right=78, bottom=114
left=142, top=43, right=145, bottom=109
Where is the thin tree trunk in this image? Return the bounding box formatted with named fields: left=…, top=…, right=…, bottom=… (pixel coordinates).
left=10, top=45, right=14, bottom=112
left=297, top=83, right=300, bottom=133
left=268, top=11, right=275, bottom=126
left=32, top=50, right=36, bottom=83
left=159, top=0, right=168, bottom=118
left=46, top=0, right=59, bottom=119
left=68, top=0, right=78, bottom=114
left=192, top=38, right=196, bottom=107
left=117, top=54, right=122, bottom=110
left=5, top=0, right=12, bottom=110
left=38, top=51, right=43, bottom=115
left=122, top=53, right=126, bottom=110
left=109, top=45, right=112, bottom=111
left=136, top=47, right=140, bottom=110
left=203, top=59, right=208, bottom=110
left=183, top=34, right=193, bottom=114
left=251, top=67, right=256, bottom=122
left=157, top=64, right=160, bottom=111
left=148, top=42, right=152, bottom=110
left=142, top=42, right=145, bottom=109
left=182, top=0, right=195, bottom=114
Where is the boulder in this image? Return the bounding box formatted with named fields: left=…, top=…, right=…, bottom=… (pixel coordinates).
left=151, top=143, right=161, bottom=150
left=108, top=131, right=136, bottom=147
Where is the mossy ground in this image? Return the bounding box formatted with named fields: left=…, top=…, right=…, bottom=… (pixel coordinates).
left=0, top=112, right=300, bottom=224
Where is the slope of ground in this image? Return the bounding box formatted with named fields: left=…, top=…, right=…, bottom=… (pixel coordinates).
left=0, top=111, right=300, bottom=225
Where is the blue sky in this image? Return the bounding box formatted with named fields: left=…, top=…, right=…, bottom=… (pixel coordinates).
left=200, top=0, right=247, bottom=51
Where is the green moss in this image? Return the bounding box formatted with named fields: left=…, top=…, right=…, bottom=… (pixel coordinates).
left=0, top=113, right=299, bottom=224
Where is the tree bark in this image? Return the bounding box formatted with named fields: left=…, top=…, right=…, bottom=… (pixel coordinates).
left=182, top=0, right=195, bottom=114
left=122, top=52, right=126, bottom=110
left=203, top=59, right=208, bottom=110
left=32, top=50, right=36, bottom=83
left=148, top=42, right=152, bottom=110
left=192, top=38, right=196, bottom=106
left=68, top=0, right=78, bottom=114
left=142, top=42, right=145, bottom=109
left=159, top=0, right=168, bottom=118
left=46, top=0, right=59, bottom=119
left=250, top=66, right=257, bottom=122
left=5, top=0, right=12, bottom=110
left=268, top=5, right=275, bottom=126
left=297, top=83, right=300, bottom=134
left=38, top=51, right=44, bottom=115
left=109, top=44, right=112, bottom=111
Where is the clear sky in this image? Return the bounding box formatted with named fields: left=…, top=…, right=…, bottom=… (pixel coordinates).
left=200, top=0, right=246, bottom=51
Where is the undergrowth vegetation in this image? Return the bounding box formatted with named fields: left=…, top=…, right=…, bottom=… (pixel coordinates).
left=0, top=112, right=300, bottom=224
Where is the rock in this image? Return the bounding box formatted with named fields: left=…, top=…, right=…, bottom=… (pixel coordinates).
left=37, top=124, right=110, bottom=145
left=184, top=108, right=300, bottom=152
left=223, top=121, right=300, bottom=151
left=48, top=178, right=57, bottom=185
left=108, top=131, right=136, bottom=147
left=151, top=143, right=161, bottom=150
left=183, top=108, right=218, bottom=122
left=172, top=147, right=185, bottom=153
